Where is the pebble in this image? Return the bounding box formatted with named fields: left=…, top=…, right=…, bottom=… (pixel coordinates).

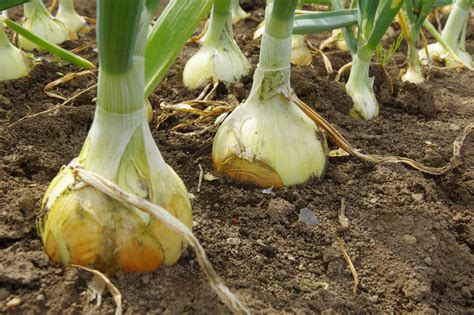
left=461, top=286, right=472, bottom=300
left=6, top=297, right=21, bottom=308
left=368, top=295, right=379, bottom=303
left=411, top=193, right=424, bottom=202
left=226, top=237, right=241, bottom=245
left=36, top=294, right=45, bottom=302
left=298, top=207, right=320, bottom=226
left=142, top=274, right=152, bottom=285
left=448, top=123, right=461, bottom=131
left=403, top=234, right=417, bottom=245
left=423, top=257, right=432, bottom=266
left=275, top=270, right=288, bottom=280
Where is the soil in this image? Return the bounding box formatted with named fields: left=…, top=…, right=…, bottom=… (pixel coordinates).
left=1, top=1, right=473, bottom=314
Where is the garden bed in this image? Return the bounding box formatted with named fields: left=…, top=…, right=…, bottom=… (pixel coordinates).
left=0, top=1, right=473, bottom=313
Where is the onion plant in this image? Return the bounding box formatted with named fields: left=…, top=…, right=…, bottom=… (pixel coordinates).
left=213, top=0, right=327, bottom=188
left=183, top=0, right=250, bottom=90
left=18, top=0, right=70, bottom=50
left=40, top=0, right=196, bottom=273
left=56, top=0, right=88, bottom=35
left=419, top=0, right=473, bottom=67
left=398, top=0, right=434, bottom=83
left=330, top=0, right=404, bottom=120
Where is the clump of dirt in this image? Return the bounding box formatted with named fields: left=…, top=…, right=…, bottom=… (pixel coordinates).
left=394, top=83, right=440, bottom=118
left=1, top=0, right=473, bottom=314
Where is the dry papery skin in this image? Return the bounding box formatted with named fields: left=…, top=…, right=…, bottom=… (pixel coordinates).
left=0, top=0, right=473, bottom=314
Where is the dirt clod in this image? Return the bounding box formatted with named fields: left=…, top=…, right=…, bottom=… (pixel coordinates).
left=0, top=1, right=473, bottom=314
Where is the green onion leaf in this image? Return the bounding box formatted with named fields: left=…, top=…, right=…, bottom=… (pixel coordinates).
left=364, top=0, right=404, bottom=52
left=0, top=0, right=29, bottom=11
left=293, top=9, right=358, bottom=34
left=433, top=0, right=452, bottom=7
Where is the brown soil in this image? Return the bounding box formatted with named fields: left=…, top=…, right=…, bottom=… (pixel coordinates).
left=1, top=1, right=473, bottom=314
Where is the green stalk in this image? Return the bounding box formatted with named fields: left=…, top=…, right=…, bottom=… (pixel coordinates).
left=84, top=0, right=145, bottom=174
left=358, top=0, right=403, bottom=62
left=329, top=0, right=357, bottom=56
left=257, top=0, right=298, bottom=98
left=401, top=0, right=434, bottom=83
left=441, top=0, right=471, bottom=48
left=144, top=0, right=212, bottom=97
left=264, top=0, right=297, bottom=40
left=204, top=0, right=232, bottom=45
left=2, top=17, right=95, bottom=69
left=292, top=9, right=359, bottom=35
left=405, top=24, right=423, bottom=80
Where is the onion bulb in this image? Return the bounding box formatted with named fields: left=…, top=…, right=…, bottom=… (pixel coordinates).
left=18, top=0, right=69, bottom=51
left=346, top=56, right=379, bottom=120
left=56, top=0, right=88, bottom=35
left=183, top=0, right=250, bottom=89
left=0, top=16, right=30, bottom=81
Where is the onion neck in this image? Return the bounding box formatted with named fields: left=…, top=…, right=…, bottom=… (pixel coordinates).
left=24, top=0, right=50, bottom=18
left=58, top=0, right=75, bottom=11
left=203, top=0, right=232, bottom=46
left=252, top=0, right=297, bottom=100
left=441, top=0, right=471, bottom=49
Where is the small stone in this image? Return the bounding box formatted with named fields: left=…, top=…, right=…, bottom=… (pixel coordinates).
left=36, top=294, right=45, bottom=302
left=142, top=274, right=152, bottom=285
left=411, top=193, right=424, bottom=202
left=275, top=270, right=288, bottom=280
left=267, top=198, right=295, bottom=224
left=403, top=279, right=430, bottom=302
left=6, top=297, right=21, bottom=308
left=423, top=257, right=432, bottom=266
left=461, top=286, right=472, bottom=300
left=403, top=234, right=417, bottom=245
left=448, top=123, right=460, bottom=131
left=298, top=207, right=320, bottom=225
left=0, top=288, right=9, bottom=300
left=226, top=237, right=241, bottom=245
left=368, top=295, right=379, bottom=303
